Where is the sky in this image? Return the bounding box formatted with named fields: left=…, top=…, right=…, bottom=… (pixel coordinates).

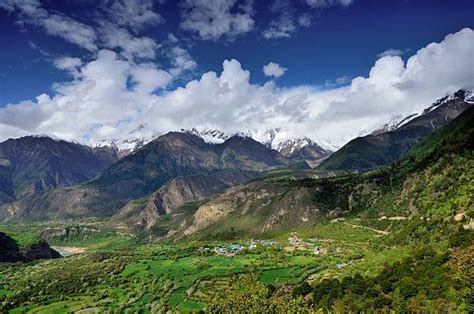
left=0, top=0, right=473, bottom=149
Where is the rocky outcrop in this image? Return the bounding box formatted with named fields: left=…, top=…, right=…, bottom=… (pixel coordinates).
left=179, top=178, right=348, bottom=239
left=0, top=232, right=60, bottom=263
left=114, top=170, right=260, bottom=229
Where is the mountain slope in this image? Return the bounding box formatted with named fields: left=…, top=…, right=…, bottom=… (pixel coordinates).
left=169, top=105, right=474, bottom=240
left=93, top=132, right=288, bottom=194
left=0, top=132, right=289, bottom=221
left=0, top=136, right=118, bottom=203
left=318, top=90, right=473, bottom=171
left=277, top=138, right=332, bottom=166
left=114, top=170, right=261, bottom=231
left=180, top=128, right=332, bottom=166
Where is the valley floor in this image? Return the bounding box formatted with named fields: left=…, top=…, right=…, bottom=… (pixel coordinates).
left=0, top=219, right=412, bottom=313
left=3, top=214, right=471, bottom=313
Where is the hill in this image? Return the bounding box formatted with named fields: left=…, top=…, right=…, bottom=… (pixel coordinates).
left=0, top=231, right=60, bottom=263
left=164, top=104, right=474, bottom=240
left=318, top=89, right=473, bottom=171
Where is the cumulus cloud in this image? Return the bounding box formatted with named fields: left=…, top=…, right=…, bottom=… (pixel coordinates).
left=263, top=62, right=287, bottom=78
left=0, top=27, right=473, bottom=150
left=53, top=57, right=82, bottom=71
left=180, top=0, right=255, bottom=41
left=53, top=57, right=83, bottom=78
left=335, top=75, right=351, bottom=85
left=377, top=48, right=404, bottom=58
left=1, top=0, right=197, bottom=90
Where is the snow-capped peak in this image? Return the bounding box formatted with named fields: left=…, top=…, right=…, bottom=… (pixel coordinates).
left=372, top=89, right=473, bottom=136
left=178, top=128, right=327, bottom=156
left=370, top=115, right=404, bottom=136
left=180, top=128, right=231, bottom=144
left=277, top=138, right=313, bottom=155
left=30, top=133, right=63, bottom=142
left=424, top=89, right=473, bottom=114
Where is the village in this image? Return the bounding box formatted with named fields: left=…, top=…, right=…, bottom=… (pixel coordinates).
left=196, top=233, right=323, bottom=257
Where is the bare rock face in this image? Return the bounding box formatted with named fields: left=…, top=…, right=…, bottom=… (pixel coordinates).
left=114, top=170, right=260, bottom=230
left=0, top=185, right=126, bottom=221
left=0, top=232, right=60, bottom=263
left=180, top=180, right=333, bottom=239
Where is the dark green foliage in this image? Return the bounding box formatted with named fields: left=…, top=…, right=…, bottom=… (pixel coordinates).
left=292, top=281, right=312, bottom=297
left=304, top=247, right=457, bottom=312
left=449, top=226, right=474, bottom=248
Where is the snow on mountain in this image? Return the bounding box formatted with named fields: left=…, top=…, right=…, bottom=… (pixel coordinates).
left=178, top=127, right=331, bottom=161
left=371, top=89, right=473, bottom=136
left=370, top=115, right=404, bottom=136
left=277, top=138, right=313, bottom=155
left=181, top=128, right=231, bottom=144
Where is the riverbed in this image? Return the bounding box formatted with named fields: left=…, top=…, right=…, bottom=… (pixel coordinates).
left=51, top=246, right=86, bottom=257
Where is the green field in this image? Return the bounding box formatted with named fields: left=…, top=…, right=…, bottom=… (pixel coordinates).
left=0, top=220, right=404, bottom=313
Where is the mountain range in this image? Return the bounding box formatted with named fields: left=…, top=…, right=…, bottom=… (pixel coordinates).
left=0, top=89, right=472, bottom=230
left=0, top=132, right=291, bottom=221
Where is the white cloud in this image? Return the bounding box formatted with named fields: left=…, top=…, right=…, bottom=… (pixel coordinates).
left=53, top=57, right=82, bottom=77
left=130, top=63, right=172, bottom=93
left=100, top=24, right=158, bottom=60
left=41, top=14, right=98, bottom=51
left=335, top=75, right=351, bottom=85
left=168, top=47, right=198, bottom=77
left=0, top=0, right=168, bottom=62
left=377, top=48, right=404, bottom=58
left=305, top=0, right=354, bottom=8
left=2, top=0, right=98, bottom=51
left=263, top=62, right=287, bottom=78
left=102, top=0, right=163, bottom=32
left=262, top=0, right=297, bottom=40
left=298, top=14, right=312, bottom=27
left=180, top=0, right=255, bottom=41
left=262, top=12, right=296, bottom=39
left=53, top=57, right=82, bottom=70
left=0, top=28, right=473, bottom=151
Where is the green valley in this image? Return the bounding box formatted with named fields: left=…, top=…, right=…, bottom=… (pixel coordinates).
left=1, top=105, right=473, bottom=312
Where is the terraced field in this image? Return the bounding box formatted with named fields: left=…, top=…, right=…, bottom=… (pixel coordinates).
left=0, top=220, right=404, bottom=312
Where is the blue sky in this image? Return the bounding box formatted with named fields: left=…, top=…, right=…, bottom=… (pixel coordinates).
left=1, top=0, right=473, bottom=105
left=0, top=0, right=473, bottom=148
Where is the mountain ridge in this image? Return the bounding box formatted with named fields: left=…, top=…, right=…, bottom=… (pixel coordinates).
left=318, top=89, right=473, bottom=171
left=0, top=131, right=293, bottom=221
